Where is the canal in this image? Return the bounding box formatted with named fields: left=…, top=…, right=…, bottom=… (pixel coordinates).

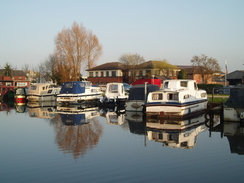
left=0, top=103, right=244, bottom=183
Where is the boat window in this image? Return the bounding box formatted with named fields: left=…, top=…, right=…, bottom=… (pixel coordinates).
left=194, top=82, right=198, bottom=90
left=180, top=141, right=188, bottom=147
left=164, top=82, right=168, bottom=88
left=180, top=81, right=188, bottom=87
left=201, top=93, right=206, bottom=98
left=184, top=94, right=190, bottom=99
left=109, top=85, right=118, bottom=93
left=47, top=90, right=52, bottom=93
left=152, top=93, right=163, bottom=100
left=64, top=83, right=73, bottom=88
left=30, top=85, right=37, bottom=90
left=168, top=93, right=178, bottom=100
left=16, top=89, right=25, bottom=94
left=80, top=83, right=85, bottom=87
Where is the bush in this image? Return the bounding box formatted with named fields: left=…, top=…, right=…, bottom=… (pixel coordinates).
left=197, top=84, right=223, bottom=94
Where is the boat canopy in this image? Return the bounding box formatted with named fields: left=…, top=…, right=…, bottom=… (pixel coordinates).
left=128, top=84, right=159, bottom=100
left=225, top=84, right=244, bottom=108
left=60, top=81, right=91, bottom=94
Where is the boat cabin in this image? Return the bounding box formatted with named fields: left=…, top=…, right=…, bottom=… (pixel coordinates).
left=162, top=80, right=198, bottom=91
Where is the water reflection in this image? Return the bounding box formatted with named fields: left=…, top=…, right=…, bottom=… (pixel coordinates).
left=57, top=104, right=100, bottom=125
left=53, top=104, right=103, bottom=159
left=146, top=114, right=208, bottom=149
left=100, top=105, right=126, bottom=125
left=210, top=121, right=244, bottom=155
left=2, top=101, right=244, bottom=156
left=15, top=103, right=27, bottom=113
left=28, top=103, right=57, bottom=119
left=125, top=111, right=146, bottom=135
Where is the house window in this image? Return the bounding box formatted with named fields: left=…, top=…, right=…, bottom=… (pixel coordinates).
left=89, top=72, right=93, bottom=77
left=95, top=72, right=98, bottom=77
left=146, top=70, right=151, bottom=77
left=155, top=70, right=160, bottom=76
left=139, top=70, right=143, bottom=76
left=111, top=71, right=116, bottom=77
left=106, top=71, right=109, bottom=77
left=101, top=71, right=104, bottom=77
left=17, top=82, right=27, bottom=87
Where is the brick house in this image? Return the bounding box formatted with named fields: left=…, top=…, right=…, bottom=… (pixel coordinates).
left=0, top=69, right=30, bottom=88
left=87, top=61, right=220, bottom=85
left=86, top=62, right=125, bottom=85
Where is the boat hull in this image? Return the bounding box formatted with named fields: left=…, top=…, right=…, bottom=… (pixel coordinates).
left=223, top=107, right=244, bottom=122
left=125, top=100, right=145, bottom=112
left=14, top=95, right=27, bottom=104
left=146, top=100, right=208, bottom=119
left=57, top=93, right=102, bottom=105
left=27, top=94, right=58, bottom=102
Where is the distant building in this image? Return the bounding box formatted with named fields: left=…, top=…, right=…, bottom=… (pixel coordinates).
left=226, top=70, right=244, bottom=85
left=86, top=61, right=222, bottom=85
left=0, top=69, right=30, bottom=88
left=86, top=62, right=124, bottom=85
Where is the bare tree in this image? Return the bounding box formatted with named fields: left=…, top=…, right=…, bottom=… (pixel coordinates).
left=21, top=63, right=29, bottom=74
left=119, top=53, right=145, bottom=82
left=54, top=22, right=102, bottom=83
left=85, top=30, right=103, bottom=69
left=191, top=54, right=221, bottom=84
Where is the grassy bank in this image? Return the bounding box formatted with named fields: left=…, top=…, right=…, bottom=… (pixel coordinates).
left=207, top=94, right=229, bottom=103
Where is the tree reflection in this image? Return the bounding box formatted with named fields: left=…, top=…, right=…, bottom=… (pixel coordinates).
left=54, top=115, right=103, bottom=159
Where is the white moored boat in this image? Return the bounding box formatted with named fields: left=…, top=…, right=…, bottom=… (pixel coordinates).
left=146, top=80, right=208, bottom=119
left=99, top=82, right=129, bottom=106
left=57, top=81, right=102, bottom=105
left=27, top=83, right=60, bottom=102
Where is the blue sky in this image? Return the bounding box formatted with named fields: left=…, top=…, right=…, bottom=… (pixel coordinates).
left=1, top=0, right=244, bottom=75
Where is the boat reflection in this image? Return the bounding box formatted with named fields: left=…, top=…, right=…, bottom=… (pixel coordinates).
left=125, top=111, right=146, bottom=135
left=15, top=103, right=27, bottom=113
left=100, top=105, right=126, bottom=125
left=54, top=104, right=103, bottom=159
left=146, top=114, right=207, bottom=149
left=57, top=104, right=100, bottom=126
left=209, top=120, right=244, bottom=155
left=0, top=101, right=14, bottom=112
left=27, top=102, right=57, bottom=119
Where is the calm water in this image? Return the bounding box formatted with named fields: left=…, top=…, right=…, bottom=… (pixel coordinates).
left=0, top=103, right=244, bottom=183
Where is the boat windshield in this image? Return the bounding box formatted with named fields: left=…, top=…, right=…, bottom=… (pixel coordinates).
left=16, top=88, right=25, bottom=94
left=30, top=85, right=37, bottom=90
left=64, top=82, right=74, bottom=88
left=108, top=84, right=118, bottom=93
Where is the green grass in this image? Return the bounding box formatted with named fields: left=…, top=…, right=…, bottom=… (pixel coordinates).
left=207, top=94, right=229, bottom=103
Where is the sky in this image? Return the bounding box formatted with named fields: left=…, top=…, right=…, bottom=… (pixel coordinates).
left=1, top=0, right=244, bottom=76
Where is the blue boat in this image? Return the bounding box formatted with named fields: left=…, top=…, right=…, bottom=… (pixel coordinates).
left=57, top=81, right=103, bottom=105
